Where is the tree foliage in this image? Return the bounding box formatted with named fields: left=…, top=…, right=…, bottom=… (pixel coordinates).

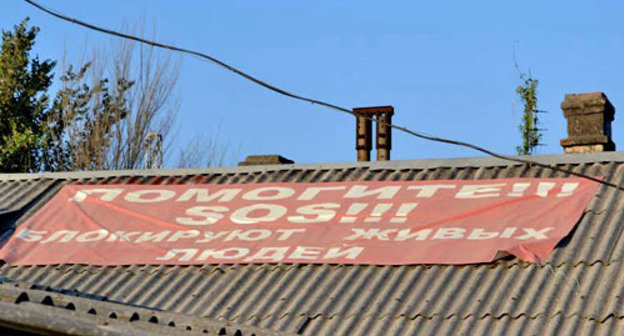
left=0, top=19, right=235, bottom=173
left=0, top=19, right=190, bottom=172
left=0, top=19, right=55, bottom=172
left=515, top=72, right=543, bottom=155
left=43, top=34, right=179, bottom=171
left=41, top=62, right=133, bottom=171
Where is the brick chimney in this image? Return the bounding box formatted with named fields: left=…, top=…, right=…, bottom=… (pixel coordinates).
left=238, top=155, right=294, bottom=166
left=353, top=106, right=394, bottom=161
left=560, top=92, right=615, bottom=153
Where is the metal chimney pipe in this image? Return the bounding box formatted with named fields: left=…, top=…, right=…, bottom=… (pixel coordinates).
left=355, top=113, right=372, bottom=162
left=376, top=108, right=393, bottom=161
left=353, top=106, right=394, bottom=162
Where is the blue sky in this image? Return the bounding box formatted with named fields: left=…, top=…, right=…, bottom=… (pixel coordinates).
left=3, top=1, right=624, bottom=166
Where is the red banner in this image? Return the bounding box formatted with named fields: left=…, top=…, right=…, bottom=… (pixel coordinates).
left=0, top=177, right=600, bottom=265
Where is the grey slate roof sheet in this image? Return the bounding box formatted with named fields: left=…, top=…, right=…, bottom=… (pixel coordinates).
left=0, top=178, right=56, bottom=215
left=0, top=280, right=294, bottom=336
left=0, top=152, right=623, bottom=335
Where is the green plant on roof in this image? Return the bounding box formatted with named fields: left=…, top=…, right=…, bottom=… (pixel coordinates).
left=515, top=71, right=543, bottom=156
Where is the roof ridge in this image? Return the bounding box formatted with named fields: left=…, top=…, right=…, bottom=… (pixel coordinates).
left=1, top=151, right=623, bottom=181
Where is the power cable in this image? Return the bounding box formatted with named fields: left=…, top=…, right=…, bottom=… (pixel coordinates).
left=23, top=0, right=623, bottom=191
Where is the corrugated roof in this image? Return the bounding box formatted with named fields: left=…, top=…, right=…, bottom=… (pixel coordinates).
left=0, top=152, right=623, bottom=335
left=0, top=279, right=294, bottom=336
left=0, top=178, right=56, bottom=215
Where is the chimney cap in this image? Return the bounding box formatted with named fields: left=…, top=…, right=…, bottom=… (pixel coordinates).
left=561, top=92, right=614, bottom=119
left=238, top=155, right=294, bottom=166
left=353, top=105, right=394, bottom=116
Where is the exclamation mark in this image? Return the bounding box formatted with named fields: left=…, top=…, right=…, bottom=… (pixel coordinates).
left=365, top=203, right=393, bottom=222
left=536, top=182, right=555, bottom=197
left=508, top=183, right=530, bottom=197
left=557, top=182, right=579, bottom=198
left=390, top=203, right=418, bottom=223
left=340, top=203, right=368, bottom=223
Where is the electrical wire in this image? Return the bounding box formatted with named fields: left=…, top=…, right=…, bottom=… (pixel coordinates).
left=23, top=0, right=623, bottom=191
